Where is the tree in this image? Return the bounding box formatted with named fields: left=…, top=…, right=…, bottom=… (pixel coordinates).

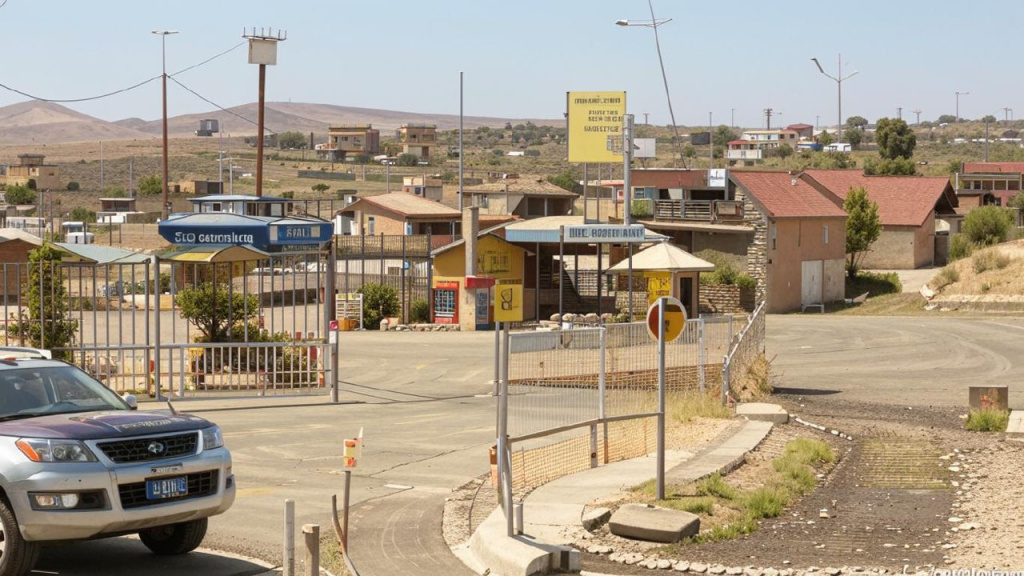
left=682, top=144, right=697, bottom=159
left=818, top=130, right=834, bottom=147
left=358, top=283, right=399, bottom=329
left=981, top=115, right=998, bottom=124
left=66, top=181, right=80, bottom=191
left=69, top=207, right=97, bottom=223
left=311, top=183, right=330, bottom=194
left=4, top=185, right=36, bottom=205
left=863, top=156, right=917, bottom=175
left=844, top=187, right=882, bottom=278
left=846, top=116, right=869, bottom=129
left=547, top=166, right=580, bottom=192
left=777, top=143, right=794, bottom=159
left=937, top=114, right=957, bottom=125
left=177, top=282, right=260, bottom=343
left=278, top=131, right=307, bottom=149
left=396, top=153, right=419, bottom=167
left=962, top=206, right=1013, bottom=246
left=875, top=117, right=916, bottom=160
left=138, top=175, right=163, bottom=196
left=845, top=127, right=864, bottom=148
left=11, top=245, right=79, bottom=360
left=712, top=125, right=737, bottom=147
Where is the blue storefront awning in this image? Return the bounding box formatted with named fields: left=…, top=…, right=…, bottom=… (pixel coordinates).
left=159, top=213, right=333, bottom=250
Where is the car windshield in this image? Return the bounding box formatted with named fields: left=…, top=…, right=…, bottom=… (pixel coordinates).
left=0, top=365, right=129, bottom=419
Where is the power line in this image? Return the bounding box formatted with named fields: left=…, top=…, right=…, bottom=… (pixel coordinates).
left=168, top=76, right=276, bottom=134
left=0, top=41, right=245, bottom=104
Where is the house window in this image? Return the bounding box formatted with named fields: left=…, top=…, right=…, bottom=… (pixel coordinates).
left=770, top=224, right=777, bottom=250
left=367, top=216, right=375, bottom=235
left=823, top=225, right=829, bottom=244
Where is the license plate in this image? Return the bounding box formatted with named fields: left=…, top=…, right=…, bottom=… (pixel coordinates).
left=146, top=476, right=188, bottom=500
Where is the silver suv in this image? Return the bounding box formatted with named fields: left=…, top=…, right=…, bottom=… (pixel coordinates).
left=0, top=351, right=235, bottom=575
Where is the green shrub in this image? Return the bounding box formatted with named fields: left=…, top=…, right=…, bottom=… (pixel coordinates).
left=4, top=185, right=36, bottom=205
left=744, top=487, right=788, bottom=519
left=359, top=283, right=400, bottom=329
left=695, top=250, right=747, bottom=286
left=695, top=474, right=737, bottom=500
left=410, top=298, right=430, bottom=323
left=69, top=207, right=97, bottom=223
left=964, top=408, right=1009, bottom=432
left=846, top=271, right=901, bottom=297
left=676, top=497, right=715, bottom=515
left=630, top=198, right=653, bottom=218
left=972, top=250, right=1011, bottom=274
left=962, top=206, right=1013, bottom=246
left=949, top=233, right=974, bottom=261
left=735, top=273, right=756, bottom=290
left=66, top=181, right=80, bottom=191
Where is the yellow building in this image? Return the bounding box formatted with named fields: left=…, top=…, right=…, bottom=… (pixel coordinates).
left=431, top=233, right=530, bottom=329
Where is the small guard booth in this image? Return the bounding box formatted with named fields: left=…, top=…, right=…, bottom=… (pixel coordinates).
left=606, top=241, right=715, bottom=320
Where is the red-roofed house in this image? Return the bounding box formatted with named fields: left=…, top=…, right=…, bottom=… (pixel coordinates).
left=955, top=162, right=1024, bottom=210
left=801, top=170, right=959, bottom=269
left=786, top=123, right=815, bottom=139
left=730, top=171, right=847, bottom=312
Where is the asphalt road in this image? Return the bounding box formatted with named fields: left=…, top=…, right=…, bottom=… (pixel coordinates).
left=33, top=314, right=1024, bottom=575
left=768, top=314, right=1024, bottom=408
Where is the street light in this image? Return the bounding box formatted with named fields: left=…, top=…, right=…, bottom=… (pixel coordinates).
left=152, top=30, right=178, bottom=220
left=811, top=54, right=858, bottom=144
left=955, top=91, right=970, bottom=123
left=616, top=0, right=686, bottom=169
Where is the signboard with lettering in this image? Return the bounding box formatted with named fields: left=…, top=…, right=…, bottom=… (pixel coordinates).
left=563, top=224, right=647, bottom=244
left=269, top=223, right=334, bottom=245
left=494, top=284, right=524, bottom=323
left=567, top=91, right=626, bottom=163
left=646, top=271, right=671, bottom=305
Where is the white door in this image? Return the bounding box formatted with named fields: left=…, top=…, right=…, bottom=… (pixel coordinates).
left=801, top=260, right=823, bottom=310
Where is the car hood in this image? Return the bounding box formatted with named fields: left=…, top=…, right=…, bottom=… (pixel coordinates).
left=0, top=410, right=213, bottom=440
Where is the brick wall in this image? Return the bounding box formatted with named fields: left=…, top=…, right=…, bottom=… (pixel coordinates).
left=700, top=284, right=755, bottom=314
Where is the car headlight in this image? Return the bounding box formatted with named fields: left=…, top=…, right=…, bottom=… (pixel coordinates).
left=202, top=426, right=224, bottom=450
left=16, top=439, right=97, bottom=463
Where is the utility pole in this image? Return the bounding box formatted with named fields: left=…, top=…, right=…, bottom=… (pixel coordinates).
left=912, top=109, right=922, bottom=125
left=708, top=111, right=713, bottom=169
left=731, top=108, right=736, bottom=128
left=1004, top=107, right=1013, bottom=125
left=243, top=27, right=287, bottom=198
left=896, top=107, right=902, bottom=121
left=955, top=91, right=969, bottom=124
left=815, top=115, right=820, bottom=131
left=764, top=108, right=774, bottom=130
left=643, top=112, right=649, bottom=125
left=152, top=30, right=178, bottom=219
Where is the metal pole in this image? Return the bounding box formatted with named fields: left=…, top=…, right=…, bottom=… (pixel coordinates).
left=558, top=226, right=564, bottom=323
left=160, top=36, right=169, bottom=219
left=708, top=111, right=713, bottom=169
left=493, top=321, right=500, bottom=396
left=152, top=255, right=162, bottom=402
left=656, top=296, right=666, bottom=501
left=256, top=63, right=266, bottom=197
left=599, top=326, right=608, bottom=464
left=627, top=244, right=634, bottom=322
left=458, top=71, right=464, bottom=211
left=342, top=470, right=351, bottom=553
left=837, top=54, right=843, bottom=144
left=497, top=322, right=513, bottom=537
left=623, top=113, right=633, bottom=226
left=283, top=499, right=295, bottom=576
left=328, top=239, right=338, bottom=403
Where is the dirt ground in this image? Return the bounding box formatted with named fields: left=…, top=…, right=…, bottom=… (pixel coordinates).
left=563, top=394, right=1013, bottom=573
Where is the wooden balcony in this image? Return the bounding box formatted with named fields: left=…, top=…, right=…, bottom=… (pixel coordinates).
left=647, top=200, right=744, bottom=224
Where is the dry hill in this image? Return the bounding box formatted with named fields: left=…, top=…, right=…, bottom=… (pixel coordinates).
left=0, top=101, right=152, bottom=145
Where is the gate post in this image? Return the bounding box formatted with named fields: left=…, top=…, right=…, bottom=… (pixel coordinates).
left=151, top=255, right=162, bottom=402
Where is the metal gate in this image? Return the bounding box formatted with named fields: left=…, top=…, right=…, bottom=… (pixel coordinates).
left=1, top=246, right=335, bottom=399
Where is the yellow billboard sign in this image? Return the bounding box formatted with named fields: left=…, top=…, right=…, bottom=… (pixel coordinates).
left=567, top=91, right=626, bottom=163
left=494, top=284, right=524, bottom=323
left=646, top=271, right=671, bottom=306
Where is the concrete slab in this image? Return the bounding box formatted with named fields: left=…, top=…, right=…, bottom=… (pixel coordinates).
left=736, top=402, right=789, bottom=424
left=608, top=504, right=699, bottom=543
left=1008, top=410, right=1024, bottom=438
left=468, top=507, right=579, bottom=576
left=665, top=420, right=772, bottom=485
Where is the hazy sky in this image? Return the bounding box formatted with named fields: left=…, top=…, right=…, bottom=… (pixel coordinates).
left=1, top=0, right=1018, bottom=129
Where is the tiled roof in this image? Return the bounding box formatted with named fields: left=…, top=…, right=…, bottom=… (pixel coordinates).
left=730, top=171, right=846, bottom=219
left=346, top=192, right=460, bottom=218
left=802, top=170, right=955, bottom=227
left=962, top=162, right=1024, bottom=174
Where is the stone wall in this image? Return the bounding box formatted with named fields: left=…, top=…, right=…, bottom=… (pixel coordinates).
left=700, top=284, right=755, bottom=315
left=739, top=189, right=768, bottom=307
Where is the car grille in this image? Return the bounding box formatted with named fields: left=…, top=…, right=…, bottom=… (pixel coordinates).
left=97, top=432, right=198, bottom=463
left=118, top=470, right=219, bottom=509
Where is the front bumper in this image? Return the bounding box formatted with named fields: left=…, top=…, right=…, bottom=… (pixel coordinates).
left=7, top=447, right=235, bottom=542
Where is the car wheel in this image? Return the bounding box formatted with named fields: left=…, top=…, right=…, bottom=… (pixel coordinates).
left=0, top=497, right=39, bottom=576
left=139, top=518, right=208, bottom=555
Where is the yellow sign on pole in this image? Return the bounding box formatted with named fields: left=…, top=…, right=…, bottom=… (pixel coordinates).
left=567, top=91, right=627, bottom=163
left=646, top=296, right=687, bottom=343
left=494, top=284, right=524, bottom=323
left=646, top=271, right=671, bottom=306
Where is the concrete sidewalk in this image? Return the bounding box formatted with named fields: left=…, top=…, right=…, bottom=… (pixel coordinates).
left=464, top=419, right=774, bottom=576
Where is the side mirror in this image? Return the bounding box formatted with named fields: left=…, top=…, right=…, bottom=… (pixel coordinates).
left=122, top=394, right=138, bottom=410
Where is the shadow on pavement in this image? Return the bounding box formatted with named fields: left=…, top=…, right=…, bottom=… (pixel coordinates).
left=772, top=387, right=842, bottom=396
left=34, top=537, right=275, bottom=576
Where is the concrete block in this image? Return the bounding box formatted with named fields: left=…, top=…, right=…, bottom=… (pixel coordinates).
left=736, top=402, right=789, bottom=424
left=1008, top=410, right=1023, bottom=439
left=608, top=504, right=700, bottom=543
left=969, top=385, right=1008, bottom=411
left=582, top=507, right=611, bottom=531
